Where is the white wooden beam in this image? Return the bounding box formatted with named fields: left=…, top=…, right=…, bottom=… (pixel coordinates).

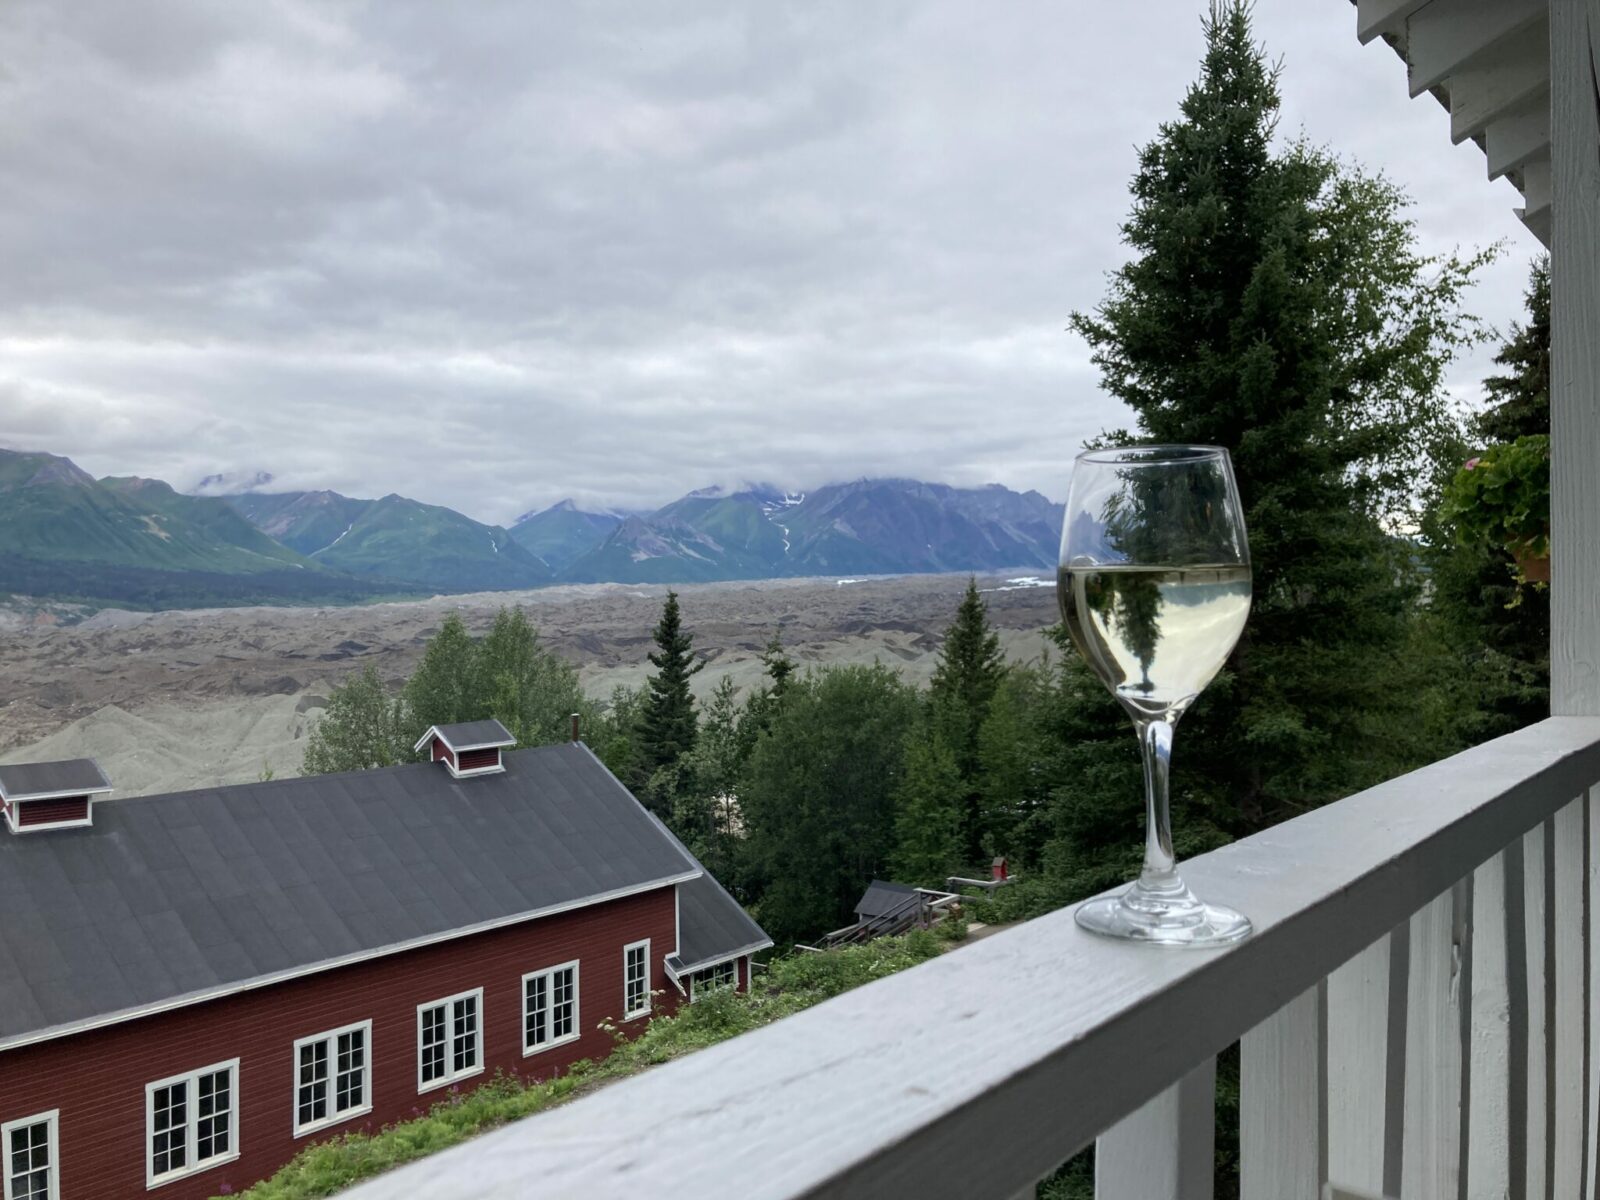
left=1448, top=18, right=1551, bottom=143
left=1553, top=797, right=1587, bottom=1197
left=1356, top=0, right=1431, bottom=46
left=1096, top=1058, right=1215, bottom=1200
left=1401, top=886, right=1467, bottom=1198
left=1407, top=0, right=1547, bottom=97
left=1519, top=158, right=1555, bottom=240
left=1549, top=0, right=1600, bottom=716
left=1522, top=823, right=1550, bottom=1200
left=1485, top=97, right=1552, bottom=179
left=1467, top=850, right=1512, bottom=1196
left=1241, top=985, right=1324, bottom=1200
left=1326, top=936, right=1393, bottom=1196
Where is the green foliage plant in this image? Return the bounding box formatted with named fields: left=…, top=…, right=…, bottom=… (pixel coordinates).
left=1440, top=435, right=1551, bottom=583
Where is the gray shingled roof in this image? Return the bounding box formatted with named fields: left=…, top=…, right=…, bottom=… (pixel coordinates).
left=0, top=758, right=111, bottom=800
left=0, top=742, right=764, bottom=1050
left=429, top=719, right=516, bottom=749
left=855, top=879, right=919, bottom=920
left=675, top=873, right=772, bottom=970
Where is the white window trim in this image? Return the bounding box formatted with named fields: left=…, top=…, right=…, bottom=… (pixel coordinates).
left=688, top=958, right=738, bottom=1002
left=292, top=1018, right=374, bottom=1138
left=416, top=987, right=485, bottom=1094
left=521, top=960, right=581, bottom=1057
left=622, top=938, right=651, bottom=1021
left=143, top=1057, right=241, bottom=1190
left=1, top=1109, right=59, bottom=1200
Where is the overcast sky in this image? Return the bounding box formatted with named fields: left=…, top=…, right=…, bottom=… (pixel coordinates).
left=0, top=1, right=1544, bottom=524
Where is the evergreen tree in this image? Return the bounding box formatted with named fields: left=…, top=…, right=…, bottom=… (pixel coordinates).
left=1476, top=256, right=1550, bottom=443
left=759, top=632, right=795, bottom=698
left=637, top=590, right=702, bottom=778
left=890, top=733, right=966, bottom=886
left=1423, top=257, right=1552, bottom=738
left=303, top=663, right=409, bottom=774
left=1067, top=1, right=1486, bottom=837
left=929, top=578, right=1006, bottom=859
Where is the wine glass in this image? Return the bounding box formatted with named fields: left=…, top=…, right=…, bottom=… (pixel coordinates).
left=1059, top=445, right=1252, bottom=946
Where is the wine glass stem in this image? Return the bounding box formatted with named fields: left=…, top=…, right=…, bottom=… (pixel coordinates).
left=1137, top=717, right=1178, bottom=888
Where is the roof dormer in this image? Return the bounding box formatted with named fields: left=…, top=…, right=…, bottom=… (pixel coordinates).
left=413, top=719, right=515, bottom=779
left=0, top=758, right=112, bottom=833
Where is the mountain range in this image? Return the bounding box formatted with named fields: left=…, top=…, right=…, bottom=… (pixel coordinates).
left=0, top=446, right=1063, bottom=609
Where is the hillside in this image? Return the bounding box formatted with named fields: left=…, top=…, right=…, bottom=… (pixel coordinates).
left=507, top=500, right=622, bottom=572
left=0, top=450, right=397, bottom=607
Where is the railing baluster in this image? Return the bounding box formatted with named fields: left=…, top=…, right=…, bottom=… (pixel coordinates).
left=1468, top=847, right=1512, bottom=1197
left=1401, top=884, right=1468, bottom=1198
left=1326, top=934, right=1391, bottom=1197
left=1524, top=821, right=1550, bottom=1200
left=1094, top=1057, right=1215, bottom=1200
left=1241, top=983, right=1323, bottom=1200
left=1554, top=796, right=1586, bottom=1197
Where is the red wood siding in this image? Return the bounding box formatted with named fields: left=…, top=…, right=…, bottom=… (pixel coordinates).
left=15, top=795, right=90, bottom=827
left=456, top=748, right=501, bottom=772
left=430, top=739, right=453, bottom=767
left=0, top=885, right=681, bottom=1199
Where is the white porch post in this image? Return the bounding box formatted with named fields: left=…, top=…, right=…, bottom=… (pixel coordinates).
left=1549, top=0, right=1600, bottom=718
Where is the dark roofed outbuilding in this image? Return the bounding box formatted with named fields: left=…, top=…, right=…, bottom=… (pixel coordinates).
left=0, top=758, right=111, bottom=801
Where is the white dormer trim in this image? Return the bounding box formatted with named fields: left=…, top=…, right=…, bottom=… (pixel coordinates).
left=413, top=725, right=514, bottom=779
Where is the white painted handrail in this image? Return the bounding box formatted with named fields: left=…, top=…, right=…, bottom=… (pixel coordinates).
left=332, top=717, right=1600, bottom=1200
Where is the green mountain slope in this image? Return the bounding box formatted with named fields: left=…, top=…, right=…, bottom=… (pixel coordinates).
left=226, top=491, right=373, bottom=556
left=311, top=493, right=553, bottom=591
left=507, top=500, right=621, bottom=572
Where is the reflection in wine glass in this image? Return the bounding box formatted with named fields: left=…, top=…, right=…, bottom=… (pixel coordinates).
left=1059, top=445, right=1252, bottom=946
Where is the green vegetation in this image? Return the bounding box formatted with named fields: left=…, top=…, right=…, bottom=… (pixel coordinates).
left=233, top=933, right=946, bottom=1200
left=635, top=590, right=703, bottom=793
left=302, top=608, right=609, bottom=774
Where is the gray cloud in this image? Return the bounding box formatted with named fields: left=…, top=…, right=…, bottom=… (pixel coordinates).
left=0, top=1, right=1543, bottom=524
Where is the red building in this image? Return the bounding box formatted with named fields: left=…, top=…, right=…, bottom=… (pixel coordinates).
left=0, top=721, right=770, bottom=1199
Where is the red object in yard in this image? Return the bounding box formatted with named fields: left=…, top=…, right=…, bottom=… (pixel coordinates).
left=992, top=856, right=1009, bottom=881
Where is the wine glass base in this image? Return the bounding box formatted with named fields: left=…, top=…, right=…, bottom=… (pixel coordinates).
left=1074, top=890, right=1252, bottom=948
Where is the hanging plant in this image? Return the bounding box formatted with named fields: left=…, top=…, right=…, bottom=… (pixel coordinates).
left=1441, top=434, right=1551, bottom=584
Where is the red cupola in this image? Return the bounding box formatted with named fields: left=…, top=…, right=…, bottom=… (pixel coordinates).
left=0, top=758, right=112, bottom=833
left=413, top=719, right=516, bottom=779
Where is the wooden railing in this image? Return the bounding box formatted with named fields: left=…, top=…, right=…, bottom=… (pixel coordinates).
left=340, top=716, right=1600, bottom=1200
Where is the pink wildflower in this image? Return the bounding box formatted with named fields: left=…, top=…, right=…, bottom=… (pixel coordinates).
left=1464, top=457, right=1481, bottom=470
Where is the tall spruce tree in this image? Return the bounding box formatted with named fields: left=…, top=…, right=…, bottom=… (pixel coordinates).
left=1066, top=1, right=1485, bottom=837
left=928, top=578, right=1006, bottom=859
left=637, top=590, right=702, bottom=777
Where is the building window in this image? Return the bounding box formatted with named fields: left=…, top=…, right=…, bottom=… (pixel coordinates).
left=145, top=1059, right=239, bottom=1188
left=2, top=1110, right=57, bottom=1200
left=623, top=939, right=651, bottom=1020
left=688, top=958, right=737, bottom=1001
left=523, top=961, right=580, bottom=1055
left=417, top=988, right=483, bottom=1092
left=294, top=1020, right=372, bottom=1136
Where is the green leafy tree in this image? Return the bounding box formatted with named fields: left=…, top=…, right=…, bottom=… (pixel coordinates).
left=475, top=606, right=595, bottom=748
left=1066, top=0, right=1487, bottom=838
left=890, top=732, right=966, bottom=886
left=670, top=676, right=748, bottom=882
left=637, top=590, right=702, bottom=781
left=589, top=684, right=647, bottom=788
left=741, top=664, right=919, bottom=945
left=403, top=613, right=478, bottom=732
left=303, top=663, right=409, bottom=774
left=929, top=577, right=1007, bottom=859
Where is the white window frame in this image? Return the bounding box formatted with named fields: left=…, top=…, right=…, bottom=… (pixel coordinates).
left=143, top=1057, right=240, bottom=1190
left=416, top=987, right=484, bottom=1093
left=1, top=1109, right=59, bottom=1200
left=522, top=960, right=581, bottom=1056
left=292, top=1019, right=373, bottom=1137
left=622, top=938, right=651, bottom=1021
left=688, top=958, right=738, bottom=1001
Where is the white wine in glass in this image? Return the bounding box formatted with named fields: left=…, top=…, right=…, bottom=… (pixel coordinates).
left=1059, top=445, right=1252, bottom=946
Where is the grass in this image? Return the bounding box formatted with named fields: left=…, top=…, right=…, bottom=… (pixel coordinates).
left=230, top=931, right=947, bottom=1199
